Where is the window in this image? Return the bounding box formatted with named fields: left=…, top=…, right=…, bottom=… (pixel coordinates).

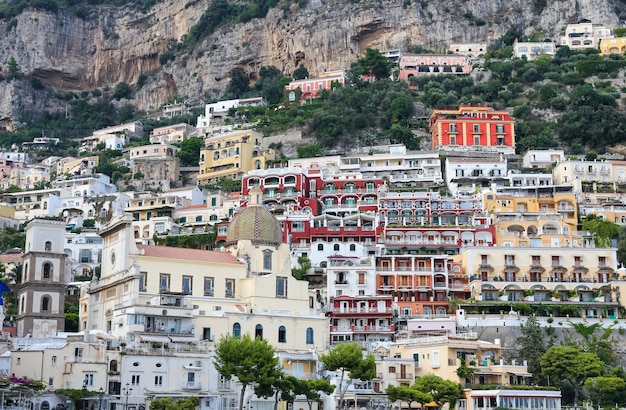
left=160, top=274, right=170, bottom=291
left=187, top=372, right=195, bottom=384
left=333, top=244, right=340, bottom=251
left=225, top=279, right=235, bottom=298
left=432, top=351, right=440, bottom=368
left=43, top=262, right=51, bottom=279
left=204, top=277, right=214, bottom=296
left=84, top=373, right=95, bottom=386
left=139, top=272, right=147, bottom=291
left=317, top=244, right=324, bottom=251
left=154, top=376, right=163, bottom=387
left=276, top=277, right=287, bottom=298
left=131, top=375, right=140, bottom=386
left=233, top=323, right=241, bottom=338
left=473, top=124, right=480, bottom=133
left=182, top=276, right=192, bottom=293
left=263, top=250, right=272, bottom=270
left=109, top=360, right=118, bottom=372
left=306, top=327, right=314, bottom=344
left=278, top=326, right=286, bottom=343
left=450, top=135, right=456, bottom=145
left=202, top=328, right=211, bottom=341
left=358, top=273, right=366, bottom=285
left=41, top=296, right=50, bottom=311
left=349, top=244, right=356, bottom=252
left=45, top=241, right=52, bottom=251
left=51, top=356, right=57, bottom=366
left=255, top=324, right=263, bottom=340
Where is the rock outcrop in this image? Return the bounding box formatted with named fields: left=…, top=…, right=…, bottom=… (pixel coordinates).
left=0, top=0, right=621, bottom=119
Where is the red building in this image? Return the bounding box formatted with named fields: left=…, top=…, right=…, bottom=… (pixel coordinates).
left=285, top=70, right=347, bottom=103
left=429, top=104, right=516, bottom=154
left=328, top=295, right=394, bottom=346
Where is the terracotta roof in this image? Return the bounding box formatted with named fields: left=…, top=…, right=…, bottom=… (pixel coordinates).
left=178, top=204, right=207, bottom=210
left=0, top=254, right=22, bottom=264
left=137, top=245, right=243, bottom=265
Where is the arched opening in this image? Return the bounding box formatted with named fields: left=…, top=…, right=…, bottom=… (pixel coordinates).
left=306, top=327, right=314, bottom=344
left=41, top=295, right=50, bottom=311
left=44, top=241, right=52, bottom=251
left=278, top=326, right=286, bottom=343
left=255, top=324, right=263, bottom=340
left=43, top=262, right=52, bottom=279
left=233, top=323, right=241, bottom=338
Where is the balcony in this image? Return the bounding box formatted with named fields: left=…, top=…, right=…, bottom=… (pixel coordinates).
left=183, top=383, right=203, bottom=390
left=396, top=373, right=414, bottom=380
left=218, top=381, right=232, bottom=391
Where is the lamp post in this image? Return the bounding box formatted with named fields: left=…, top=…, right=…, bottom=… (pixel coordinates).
left=82, top=382, right=88, bottom=410
left=98, top=388, right=104, bottom=410
left=122, top=383, right=132, bottom=410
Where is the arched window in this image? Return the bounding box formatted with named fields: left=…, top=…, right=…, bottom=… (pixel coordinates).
left=278, top=326, right=286, bottom=343
left=109, top=360, right=118, bottom=372
left=43, top=263, right=51, bottom=279
left=255, top=324, right=263, bottom=340
left=233, top=323, right=241, bottom=338
left=333, top=244, right=340, bottom=251
left=317, top=244, right=324, bottom=251
left=306, top=327, right=314, bottom=344
left=41, top=296, right=50, bottom=311
left=51, top=356, right=57, bottom=366
left=263, top=250, right=272, bottom=270
left=349, top=244, right=356, bottom=251
left=44, top=241, right=52, bottom=251
left=20, top=296, right=24, bottom=313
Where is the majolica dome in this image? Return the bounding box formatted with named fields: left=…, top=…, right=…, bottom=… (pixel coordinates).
left=226, top=188, right=283, bottom=245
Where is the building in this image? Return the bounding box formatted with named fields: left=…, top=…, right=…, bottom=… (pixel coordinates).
left=521, top=149, right=564, bottom=169
left=0, top=188, right=66, bottom=222
left=448, top=43, right=487, bottom=58
left=17, top=219, right=70, bottom=337
left=512, top=40, right=556, bottom=60
left=552, top=159, right=614, bottom=195
left=560, top=22, right=613, bottom=49
left=398, top=54, right=472, bottom=85
left=600, top=37, right=626, bottom=55
left=328, top=294, right=394, bottom=347
left=197, top=129, right=275, bottom=186
left=507, top=171, right=554, bottom=188
left=128, top=144, right=181, bottom=191
left=462, top=245, right=619, bottom=320
left=285, top=70, right=347, bottom=103
left=429, top=104, right=516, bottom=155
left=196, top=98, right=266, bottom=131
left=56, top=156, right=100, bottom=176
left=445, top=156, right=507, bottom=195
left=150, top=123, right=197, bottom=144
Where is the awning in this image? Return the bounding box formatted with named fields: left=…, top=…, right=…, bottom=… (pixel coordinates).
left=425, top=402, right=438, bottom=407
left=169, top=336, right=199, bottom=343
left=510, top=372, right=533, bottom=377
left=139, top=335, right=171, bottom=343
left=95, top=332, right=117, bottom=341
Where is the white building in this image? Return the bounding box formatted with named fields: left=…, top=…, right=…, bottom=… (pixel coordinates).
left=522, top=149, right=564, bottom=169
left=449, top=43, right=487, bottom=58
left=513, top=40, right=556, bottom=60
left=196, top=98, right=266, bottom=132
left=560, top=22, right=614, bottom=49
left=445, top=156, right=507, bottom=195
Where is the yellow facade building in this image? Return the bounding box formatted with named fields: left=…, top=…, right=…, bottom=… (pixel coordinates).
left=197, top=129, right=275, bottom=185
left=600, top=37, right=626, bottom=55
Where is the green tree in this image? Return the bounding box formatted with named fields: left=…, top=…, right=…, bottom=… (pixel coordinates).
left=540, top=346, right=604, bottom=406
left=582, top=215, right=619, bottom=247
left=293, top=64, right=309, bottom=80
left=517, top=315, right=548, bottom=384
left=413, top=374, right=463, bottom=407
left=112, top=82, right=132, bottom=100
left=176, top=137, right=204, bottom=166
left=296, top=143, right=321, bottom=158
left=350, top=48, right=391, bottom=81
left=387, top=385, right=432, bottom=410
left=584, top=376, right=625, bottom=408
left=320, top=342, right=376, bottom=409
left=225, top=68, right=250, bottom=99
left=255, top=375, right=297, bottom=410
left=454, top=361, right=476, bottom=385
left=214, top=333, right=281, bottom=410
left=568, top=322, right=616, bottom=364
left=7, top=57, right=18, bottom=79
left=294, top=379, right=335, bottom=410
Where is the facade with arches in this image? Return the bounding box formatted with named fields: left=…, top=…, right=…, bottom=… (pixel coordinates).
left=197, top=130, right=276, bottom=186
left=16, top=218, right=69, bottom=337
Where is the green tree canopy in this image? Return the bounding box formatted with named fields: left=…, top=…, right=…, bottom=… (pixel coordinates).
left=350, top=48, right=391, bottom=81
left=584, top=376, right=625, bottom=408
left=540, top=346, right=604, bottom=406
left=412, top=374, right=463, bottom=407
left=293, top=64, right=309, bottom=80
left=387, top=385, right=432, bottom=410
left=214, top=333, right=281, bottom=410
left=294, top=379, right=335, bottom=410
left=176, top=137, right=205, bottom=166
left=517, top=315, right=548, bottom=384
left=320, top=342, right=375, bottom=409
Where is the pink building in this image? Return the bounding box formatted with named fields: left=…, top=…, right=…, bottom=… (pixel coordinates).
left=285, top=70, right=347, bottom=103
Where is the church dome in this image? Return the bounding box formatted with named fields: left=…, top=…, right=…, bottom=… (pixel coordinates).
left=226, top=203, right=283, bottom=245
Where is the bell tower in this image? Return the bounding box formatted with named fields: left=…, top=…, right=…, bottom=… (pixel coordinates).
left=17, top=219, right=69, bottom=337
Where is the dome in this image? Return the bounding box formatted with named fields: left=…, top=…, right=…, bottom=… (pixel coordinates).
left=226, top=204, right=283, bottom=245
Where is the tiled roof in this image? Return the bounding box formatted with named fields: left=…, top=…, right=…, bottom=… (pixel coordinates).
left=0, top=254, right=22, bottom=264
left=137, top=245, right=243, bottom=265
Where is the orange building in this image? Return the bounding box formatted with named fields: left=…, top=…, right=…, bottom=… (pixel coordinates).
left=429, top=103, right=516, bottom=154
left=284, top=70, right=346, bottom=103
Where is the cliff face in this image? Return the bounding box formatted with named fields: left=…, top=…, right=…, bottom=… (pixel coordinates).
left=0, top=0, right=621, bottom=119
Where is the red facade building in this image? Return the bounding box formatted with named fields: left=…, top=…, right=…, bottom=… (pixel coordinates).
left=429, top=104, right=516, bottom=154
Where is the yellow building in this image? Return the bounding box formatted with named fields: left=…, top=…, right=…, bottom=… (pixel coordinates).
left=482, top=186, right=578, bottom=247
left=461, top=246, right=620, bottom=319
left=600, top=37, right=626, bottom=55
left=197, top=129, right=275, bottom=185
left=56, top=156, right=99, bottom=176
left=388, top=334, right=530, bottom=386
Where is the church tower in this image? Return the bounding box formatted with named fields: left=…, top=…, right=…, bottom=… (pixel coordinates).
left=17, top=219, right=69, bottom=337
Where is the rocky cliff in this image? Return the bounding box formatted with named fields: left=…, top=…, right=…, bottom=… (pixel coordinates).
left=0, top=0, right=623, bottom=120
